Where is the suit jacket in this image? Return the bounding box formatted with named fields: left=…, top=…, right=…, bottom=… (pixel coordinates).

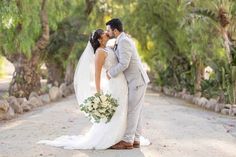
left=109, top=32, right=150, bottom=89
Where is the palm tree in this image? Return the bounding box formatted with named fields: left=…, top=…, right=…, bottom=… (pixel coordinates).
left=191, top=0, right=236, bottom=103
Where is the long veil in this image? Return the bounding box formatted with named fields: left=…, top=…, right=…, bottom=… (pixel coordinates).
left=73, top=41, right=96, bottom=106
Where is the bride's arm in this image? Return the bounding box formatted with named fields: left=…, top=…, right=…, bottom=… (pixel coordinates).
left=95, top=49, right=107, bottom=93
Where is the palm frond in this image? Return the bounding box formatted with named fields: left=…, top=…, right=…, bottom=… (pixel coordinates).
left=192, top=8, right=218, bottom=22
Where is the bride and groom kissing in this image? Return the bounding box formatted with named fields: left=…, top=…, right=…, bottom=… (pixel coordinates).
left=37, top=18, right=150, bottom=150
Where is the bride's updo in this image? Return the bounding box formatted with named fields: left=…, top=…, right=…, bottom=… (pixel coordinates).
left=90, top=29, right=104, bottom=53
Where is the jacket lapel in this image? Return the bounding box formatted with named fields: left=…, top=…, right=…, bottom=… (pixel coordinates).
left=114, top=32, right=125, bottom=58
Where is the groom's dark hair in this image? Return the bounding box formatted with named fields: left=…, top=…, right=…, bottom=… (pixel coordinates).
left=106, top=18, right=123, bottom=32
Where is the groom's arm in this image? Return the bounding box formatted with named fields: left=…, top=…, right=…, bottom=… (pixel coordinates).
left=108, top=39, right=132, bottom=78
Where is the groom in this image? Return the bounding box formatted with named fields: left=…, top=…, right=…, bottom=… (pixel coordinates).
left=105, top=18, right=150, bottom=149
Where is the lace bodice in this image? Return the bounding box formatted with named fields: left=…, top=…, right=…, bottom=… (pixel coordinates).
left=103, top=47, right=118, bottom=70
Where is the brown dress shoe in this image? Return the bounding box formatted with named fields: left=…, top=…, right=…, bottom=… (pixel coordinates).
left=133, top=141, right=140, bottom=148
left=110, top=141, right=133, bottom=149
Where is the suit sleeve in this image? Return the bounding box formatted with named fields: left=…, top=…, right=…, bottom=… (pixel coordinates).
left=108, top=39, right=132, bottom=77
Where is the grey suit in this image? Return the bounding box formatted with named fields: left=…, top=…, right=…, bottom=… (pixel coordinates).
left=109, top=32, right=150, bottom=143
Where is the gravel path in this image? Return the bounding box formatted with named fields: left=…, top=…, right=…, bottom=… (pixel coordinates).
left=0, top=90, right=236, bottom=157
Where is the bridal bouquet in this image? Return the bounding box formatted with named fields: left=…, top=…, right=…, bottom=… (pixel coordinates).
left=80, top=93, right=118, bottom=123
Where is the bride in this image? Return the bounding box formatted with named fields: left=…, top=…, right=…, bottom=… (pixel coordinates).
left=37, top=29, right=149, bottom=149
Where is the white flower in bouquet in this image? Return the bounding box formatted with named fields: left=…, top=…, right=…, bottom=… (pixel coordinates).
left=92, top=103, right=98, bottom=109
left=100, top=95, right=107, bottom=102
left=94, top=97, right=100, bottom=104
left=94, top=111, right=101, bottom=117
left=88, top=105, right=93, bottom=111
left=102, top=101, right=109, bottom=107
left=99, top=108, right=106, bottom=113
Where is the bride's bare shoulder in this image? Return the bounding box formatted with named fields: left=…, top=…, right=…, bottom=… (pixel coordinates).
left=95, top=48, right=107, bottom=57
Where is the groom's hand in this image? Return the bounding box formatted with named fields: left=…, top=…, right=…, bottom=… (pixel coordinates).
left=106, top=70, right=111, bottom=80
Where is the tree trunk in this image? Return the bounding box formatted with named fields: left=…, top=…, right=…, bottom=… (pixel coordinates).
left=191, top=52, right=203, bottom=96
left=85, top=0, right=96, bottom=15
left=7, top=0, right=49, bottom=98
left=194, top=58, right=203, bottom=94
left=45, top=60, right=64, bottom=86
left=222, top=29, right=232, bottom=64
left=8, top=54, right=41, bottom=98
left=221, top=29, right=235, bottom=104
left=232, top=66, right=236, bottom=104
left=64, top=61, right=75, bottom=85
left=42, top=0, right=96, bottom=87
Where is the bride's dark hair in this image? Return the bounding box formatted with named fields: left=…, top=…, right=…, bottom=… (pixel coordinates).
left=90, top=29, right=104, bottom=53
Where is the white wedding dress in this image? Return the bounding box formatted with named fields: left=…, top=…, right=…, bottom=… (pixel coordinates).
left=37, top=46, right=150, bottom=149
